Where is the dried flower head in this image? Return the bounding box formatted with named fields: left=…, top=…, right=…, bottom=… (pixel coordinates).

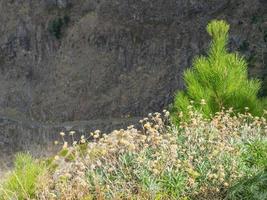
left=60, top=131, right=65, bottom=136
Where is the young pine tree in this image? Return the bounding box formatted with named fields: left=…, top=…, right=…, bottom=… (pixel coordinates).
left=171, top=20, right=265, bottom=123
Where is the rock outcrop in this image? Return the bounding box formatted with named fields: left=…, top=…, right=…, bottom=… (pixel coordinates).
left=0, top=0, right=266, bottom=152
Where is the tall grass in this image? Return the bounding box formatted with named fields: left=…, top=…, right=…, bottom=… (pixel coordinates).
left=0, top=153, right=46, bottom=200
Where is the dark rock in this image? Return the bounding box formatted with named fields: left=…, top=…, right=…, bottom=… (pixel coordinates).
left=0, top=0, right=266, bottom=153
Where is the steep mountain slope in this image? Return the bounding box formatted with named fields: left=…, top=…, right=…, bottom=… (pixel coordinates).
left=0, top=0, right=266, bottom=152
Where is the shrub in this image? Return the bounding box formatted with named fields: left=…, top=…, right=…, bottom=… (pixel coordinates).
left=171, top=20, right=265, bottom=124
left=36, top=110, right=267, bottom=199
left=48, top=16, right=70, bottom=39
left=228, top=139, right=267, bottom=200
left=0, top=153, right=45, bottom=200
left=227, top=170, right=267, bottom=200
left=241, top=139, right=267, bottom=169
left=48, top=18, right=63, bottom=39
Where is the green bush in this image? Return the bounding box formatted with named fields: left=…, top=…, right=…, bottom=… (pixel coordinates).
left=171, top=20, right=265, bottom=123
left=0, top=153, right=45, bottom=200
left=227, top=170, right=267, bottom=200
left=242, top=139, right=267, bottom=169
left=48, top=16, right=70, bottom=39
left=158, top=170, right=186, bottom=198
left=227, top=134, right=267, bottom=200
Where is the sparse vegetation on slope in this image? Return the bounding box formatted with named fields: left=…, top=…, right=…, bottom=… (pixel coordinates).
left=1, top=109, right=266, bottom=199
left=1, top=20, right=267, bottom=200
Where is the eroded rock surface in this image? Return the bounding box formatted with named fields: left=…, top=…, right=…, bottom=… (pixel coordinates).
left=0, top=0, right=266, bottom=153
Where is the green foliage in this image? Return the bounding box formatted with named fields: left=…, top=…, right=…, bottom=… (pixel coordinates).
left=58, top=148, right=69, bottom=157
left=158, top=170, right=186, bottom=198
left=242, top=139, right=267, bottom=169
left=48, top=15, right=70, bottom=39
left=171, top=20, right=265, bottom=123
left=227, top=170, right=267, bottom=200
left=0, top=153, right=45, bottom=200
left=228, top=139, right=267, bottom=199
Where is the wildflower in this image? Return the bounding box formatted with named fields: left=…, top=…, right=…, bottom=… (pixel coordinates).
left=200, top=99, right=206, bottom=105
left=212, top=149, right=219, bottom=156
left=228, top=107, right=234, bottom=113
left=218, top=164, right=223, bottom=169
left=154, top=125, right=159, bottom=129
left=128, top=143, right=136, bottom=151
left=152, top=168, right=160, bottom=175
left=54, top=140, right=59, bottom=145
left=81, top=139, right=86, bottom=144
left=188, top=178, right=195, bottom=186
left=244, top=107, right=249, bottom=111
left=118, top=139, right=130, bottom=146
left=60, top=131, right=65, bottom=136
left=65, top=173, right=72, bottom=179
left=54, top=155, right=59, bottom=160
left=96, top=160, right=102, bottom=167
left=154, top=112, right=161, bottom=116
left=141, top=135, right=147, bottom=141
left=137, top=157, right=145, bottom=163
left=90, top=164, right=96, bottom=170
left=219, top=172, right=225, bottom=178
left=127, top=125, right=134, bottom=129
left=93, top=134, right=99, bottom=139
left=144, top=122, right=151, bottom=129
left=63, top=142, right=68, bottom=149
left=69, top=131, right=76, bottom=135
left=164, top=111, right=170, bottom=117
left=170, top=144, right=178, bottom=151
left=208, top=174, right=213, bottom=180
left=189, top=156, right=194, bottom=160
left=179, top=112, right=183, bottom=118
left=108, top=167, right=115, bottom=173
left=223, top=182, right=229, bottom=187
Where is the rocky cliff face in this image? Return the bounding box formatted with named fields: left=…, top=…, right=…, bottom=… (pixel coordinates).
left=0, top=0, right=266, bottom=152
